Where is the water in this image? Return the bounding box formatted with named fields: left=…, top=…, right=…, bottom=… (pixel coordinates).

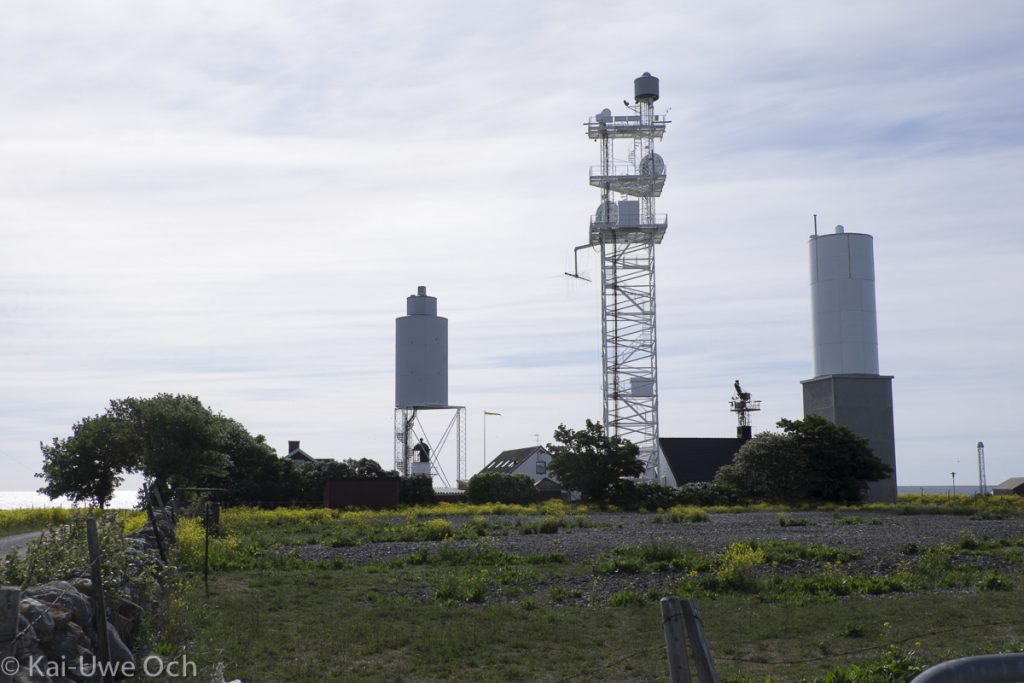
left=897, top=485, right=990, bottom=496
left=0, top=490, right=140, bottom=510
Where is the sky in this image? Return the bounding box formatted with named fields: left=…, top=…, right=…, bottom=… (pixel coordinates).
left=2, top=0, right=1022, bottom=491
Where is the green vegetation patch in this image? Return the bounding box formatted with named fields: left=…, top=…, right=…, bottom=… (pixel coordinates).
left=168, top=568, right=1024, bottom=683
left=747, top=540, right=862, bottom=565
left=0, top=508, right=75, bottom=537
left=650, top=505, right=710, bottom=524
left=401, top=542, right=566, bottom=568
left=778, top=513, right=815, bottom=527
left=594, top=542, right=714, bottom=575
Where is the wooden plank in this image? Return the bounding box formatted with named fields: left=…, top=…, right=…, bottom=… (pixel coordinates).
left=144, top=484, right=168, bottom=564
left=680, top=599, right=719, bottom=683
left=660, top=597, right=692, bottom=683
left=87, top=518, right=114, bottom=683
left=0, top=587, right=21, bottom=683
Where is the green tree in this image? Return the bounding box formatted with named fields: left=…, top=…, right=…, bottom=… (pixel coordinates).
left=110, top=394, right=231, bottom=497
left=215, top=416, right=306, bottom=505
left=713, top=432, right=809, bottom=503
left=546, top=420, right=643, bottom=502
left=37, top=414, right=139, bottom=508
left=778, top=415, right=891, bottom=502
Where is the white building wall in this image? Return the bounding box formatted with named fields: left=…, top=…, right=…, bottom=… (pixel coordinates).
left=510, top=450, right=553, bottom=484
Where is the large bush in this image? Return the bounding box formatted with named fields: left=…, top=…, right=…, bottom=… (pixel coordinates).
left=675, top=482, right=740, bottom=506
left=400, top=475, right=438, bottom=505
left=714, top=416, right=892, bottom=503
left=465, top=472, right=539, bottom=504
left=714, top=432, right=809, bottom=503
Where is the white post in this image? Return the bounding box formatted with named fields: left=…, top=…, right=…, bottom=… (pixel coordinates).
left=483, top=411, right=501, bottom=470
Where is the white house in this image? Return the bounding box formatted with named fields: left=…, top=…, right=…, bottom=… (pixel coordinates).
left=284, top=440, right=332, bottom=466
left=480, top=446, right=554, bottom=484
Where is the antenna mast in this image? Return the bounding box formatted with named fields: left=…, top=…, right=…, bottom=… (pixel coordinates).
left=730, top=380, right=761, bottom=440
left=575, top=73, right=669, bottom=480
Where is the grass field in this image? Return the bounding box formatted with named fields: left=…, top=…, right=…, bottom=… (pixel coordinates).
left=0, top=507, right=73, bottom=537
left=149, top=496, right=1024, bottom=682
left=171, top=568, right=1024, bottom=682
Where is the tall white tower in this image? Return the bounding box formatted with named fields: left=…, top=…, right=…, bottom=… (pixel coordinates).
left=396, top=286, right=448, bottom=408
left=394, top=286, right=466, bottom=486
left=578, top=73, right=669, bottom=479
left=802, top=225, right=897, bottom=502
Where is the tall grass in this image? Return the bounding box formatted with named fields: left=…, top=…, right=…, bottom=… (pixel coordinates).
left=0, top=508, right=74, bottom=536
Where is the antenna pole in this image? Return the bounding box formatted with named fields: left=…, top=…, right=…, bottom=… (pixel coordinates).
left=813, top=213, right=820, bottom=282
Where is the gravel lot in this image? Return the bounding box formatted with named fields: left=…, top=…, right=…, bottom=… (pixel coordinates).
left=288, top=510, right=1024, bottom=574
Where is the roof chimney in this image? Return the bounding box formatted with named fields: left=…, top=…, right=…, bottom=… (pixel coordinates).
left=288, top=440, right=300, bottom=454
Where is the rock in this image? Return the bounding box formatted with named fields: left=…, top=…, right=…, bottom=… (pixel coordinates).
left=20, top=597, right=55, bottom=642
left=106, top=622, right=135, bottom=667
left=13, top=667, right=54, bottom=683
left=24, top=583, right=93, bottom=631
left=110, top=598, right=143, bottom=644
left=46, top=604, right=73, bottom=630
left=67, top=645, right=94, bottom=683
left=14, top=614, right=39, bottom=660
left=70, top=578, right=93, bottom=597
left=40, top=629, right=81, bottom=670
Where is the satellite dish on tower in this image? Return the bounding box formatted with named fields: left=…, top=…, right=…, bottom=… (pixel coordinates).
left=595, top=200, right=619, bottom=225
left=639, top=152, right=665, bottom=178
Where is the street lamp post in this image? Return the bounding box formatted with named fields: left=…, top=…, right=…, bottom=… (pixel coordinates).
left=483, top=411, right=501, bottom=469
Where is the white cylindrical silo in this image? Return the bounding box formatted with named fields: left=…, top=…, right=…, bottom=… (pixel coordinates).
left=396, top=286, right=448, bottom=408
left=810, top=227, right=880, bottom=377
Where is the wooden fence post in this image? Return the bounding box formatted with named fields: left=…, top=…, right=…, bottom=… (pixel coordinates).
left=143, top=484, right=168, bottom=564
left=203, top=503, right=211, bottom=599
left=680, top=599, right=719, bottom=683
left=661, top=597, right=692, bottom=683
left=86, top=518, right=114, bottom=683
left=0, top=587, right=21, bottom=683
left=209, top=502, right=221, bottom=536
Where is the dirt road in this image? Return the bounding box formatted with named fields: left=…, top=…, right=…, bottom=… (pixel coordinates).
left=0, top=530, right=43, bottom=557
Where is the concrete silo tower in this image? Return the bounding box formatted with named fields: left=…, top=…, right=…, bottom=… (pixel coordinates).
left=394, top=286, right=466, bottom=485
left=801, top=225, right=897, bottom=502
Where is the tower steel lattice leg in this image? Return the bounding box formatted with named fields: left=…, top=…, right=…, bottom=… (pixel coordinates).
left=600, top=235, right=660, bottom=479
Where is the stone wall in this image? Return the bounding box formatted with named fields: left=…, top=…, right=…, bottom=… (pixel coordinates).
left=3, top=508, right=175, bottom=683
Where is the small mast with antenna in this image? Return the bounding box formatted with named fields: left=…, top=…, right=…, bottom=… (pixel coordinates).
left=564, top=244, right=592, bottom=282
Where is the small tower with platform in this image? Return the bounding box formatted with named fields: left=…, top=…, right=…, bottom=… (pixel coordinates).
left=729, top=380, right=761, bottom=440
left=394, top=286, right=466, bottom=487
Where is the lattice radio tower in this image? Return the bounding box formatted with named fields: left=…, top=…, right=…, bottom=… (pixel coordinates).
left=568, top=73, right=670, bottom=480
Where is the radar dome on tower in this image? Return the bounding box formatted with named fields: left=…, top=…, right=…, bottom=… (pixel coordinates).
left=634, top=72, right=660, bottom=102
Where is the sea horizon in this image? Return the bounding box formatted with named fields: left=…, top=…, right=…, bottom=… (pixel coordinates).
left=0, top=490, right=141, bottom=510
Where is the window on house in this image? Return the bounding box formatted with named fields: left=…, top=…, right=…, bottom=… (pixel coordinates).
left=536, top=460, right=547, bottom=475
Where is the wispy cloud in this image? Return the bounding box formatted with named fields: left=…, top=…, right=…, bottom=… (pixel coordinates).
left=1, top=0, right=1022, bottom=488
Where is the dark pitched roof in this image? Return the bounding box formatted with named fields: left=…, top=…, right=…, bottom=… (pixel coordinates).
left=534, top=477, right=563, bottom=491
left=286, top=449, right=315, bottom=463
left=993, top=477, right=1024, bottom=493
left=659, top=437, right=745, bottom=485
left=482, top=447, right=547, bottom=473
